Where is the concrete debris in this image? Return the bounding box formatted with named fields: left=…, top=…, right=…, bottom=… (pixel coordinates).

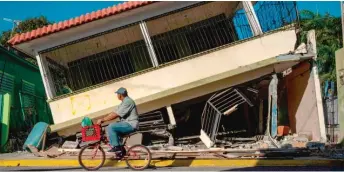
left=280, top=143, right=293, bottom=149
left=61, top=141, right=78, bottom=149
left=150, top=129, right=174, bottom=146
left=147, top=143, right=204, bottom=152
left=27, top=145, right=65, bottom=158
left=331, top=153, right=344, bottom=159
left=298, top=132, right=313, bottom=141
left=44, top=146, right=66, bottom=158
left=294, top=136, right=309, bottom=143
left=294, top=43, right=307, bottom=54
left=27, top=145, right=42, bottom=157
left=291, top=142, right=307, bottom=148
left=165, top=146, right=183, bottom=151
left=306, top=142, right=325, bottom=150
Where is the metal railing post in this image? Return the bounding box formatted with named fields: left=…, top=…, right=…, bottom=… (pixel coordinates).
left=35, top=52, right=56, bottom=100
left=139, top=21, right=159, bottom=67
left=242, top=1, right=263, bottom=36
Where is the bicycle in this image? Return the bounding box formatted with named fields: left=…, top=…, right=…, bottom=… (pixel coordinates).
left=78, top=124, right=152, bottom=171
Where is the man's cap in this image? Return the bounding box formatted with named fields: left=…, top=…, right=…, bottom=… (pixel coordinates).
left=115, top=87, right=128, bottom=95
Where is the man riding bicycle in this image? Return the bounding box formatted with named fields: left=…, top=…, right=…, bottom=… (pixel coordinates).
left=96, top=87, right=139, bottom=157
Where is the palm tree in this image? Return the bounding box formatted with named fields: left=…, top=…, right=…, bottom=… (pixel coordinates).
left=299, top=10, right=342, bottom=86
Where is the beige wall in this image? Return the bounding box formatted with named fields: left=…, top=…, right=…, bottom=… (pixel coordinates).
left=48, top=29, right=297, bottom=127
left=286, top=62, right=322, bottom=141
left=146, top=2, right=239, bottom=37
left=41, top=25, right=143, bottom=64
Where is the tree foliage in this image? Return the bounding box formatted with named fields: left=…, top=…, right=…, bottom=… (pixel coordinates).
left=0, top=16, right=51, bottom=65
left=299, top=10, right=342, bottom=84
left=0, top=16, right=51, bottom=46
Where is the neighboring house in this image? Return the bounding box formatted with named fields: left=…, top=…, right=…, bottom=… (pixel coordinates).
left=0, top=46, right=53, bottom=141
left=8, top=1, right=327, bottom=144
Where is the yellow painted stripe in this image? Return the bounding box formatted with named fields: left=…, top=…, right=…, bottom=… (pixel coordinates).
left=0, top=159, right=343, bottom=167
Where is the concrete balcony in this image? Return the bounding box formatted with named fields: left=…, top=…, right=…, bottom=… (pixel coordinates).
left=8, top=1, right=302, bottom=137
left=48, top=28, right=304, bottom=136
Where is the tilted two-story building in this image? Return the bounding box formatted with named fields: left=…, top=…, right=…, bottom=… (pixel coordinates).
left=8, top=1, right=327, bottom=146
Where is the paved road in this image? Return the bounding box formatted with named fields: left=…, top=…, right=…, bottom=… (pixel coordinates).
left=1, top=166, right=343, bottom=171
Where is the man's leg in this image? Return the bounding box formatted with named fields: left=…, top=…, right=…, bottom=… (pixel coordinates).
left=106, top=122, right=134, bottom=151
left=106, top=123, right=120, bottom=147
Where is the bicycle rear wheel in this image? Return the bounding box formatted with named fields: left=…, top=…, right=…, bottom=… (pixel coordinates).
left=78, top=144, right=105, bottom=171
left=125, top=144, right=152, bottom=170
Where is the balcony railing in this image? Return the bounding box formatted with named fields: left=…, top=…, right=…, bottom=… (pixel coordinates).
left=43, top=1, right=299, bottom=97
left=149, top=13, right=251, bottom=65
left=254, top=1, right=298, bottom=33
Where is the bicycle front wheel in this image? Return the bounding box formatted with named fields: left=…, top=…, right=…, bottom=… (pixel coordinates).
left=125, top=144, right=152, bottom=170
left=78, top=144, right=105, bottom=171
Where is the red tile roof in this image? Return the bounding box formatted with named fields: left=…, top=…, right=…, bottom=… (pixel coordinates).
left=8, top=1, right=155, bottom=45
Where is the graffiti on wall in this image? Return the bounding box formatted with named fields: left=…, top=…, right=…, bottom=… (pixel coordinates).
left=70, top=95, right=91, bottom=115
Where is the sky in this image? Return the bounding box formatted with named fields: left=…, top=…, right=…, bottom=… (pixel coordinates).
left=0, top=1, right=342, bottom=33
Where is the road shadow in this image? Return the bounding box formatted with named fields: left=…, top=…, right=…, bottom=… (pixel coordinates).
left=220, top=166, right=344, bottom=171
left=8, top=167, right=82, bottom=171
left=149, top=154, right=196, bottom=170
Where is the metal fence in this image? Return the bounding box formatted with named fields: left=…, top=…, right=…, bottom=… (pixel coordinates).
left=46, top=57, right=69, bottom=96
left=149, top=12, right=252, bottom=65
left=45, top=37, right=153, bottom=94
left=254, top=1, right=298, bottom=33
left=44, top=1, right=299, bottom=96
left=324, top=97, right=338, bottom=125
left=67, top=40, right=152, bottom=91
left=324, top=96, right=339, bottom=143
left=201, top=88, right=253, bottom=145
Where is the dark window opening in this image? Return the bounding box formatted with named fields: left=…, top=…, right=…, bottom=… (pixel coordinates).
left=64, top=40, right=152, bottom=91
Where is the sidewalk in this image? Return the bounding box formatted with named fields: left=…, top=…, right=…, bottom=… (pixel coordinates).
left=0, top=152, right=343, bottom=168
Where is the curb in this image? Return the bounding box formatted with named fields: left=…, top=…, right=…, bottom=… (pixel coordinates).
left=1, top=159, right=343, bottom=167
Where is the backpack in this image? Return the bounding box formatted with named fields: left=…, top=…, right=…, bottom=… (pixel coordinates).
left=81, top=117, right=93, bottom=127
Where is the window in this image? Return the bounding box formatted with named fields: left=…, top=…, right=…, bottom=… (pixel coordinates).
left=21, top=80, right=35, bottom=108
left=46, top=57, right=69, bottom=95
left=0, top=72, right=15, bottom=95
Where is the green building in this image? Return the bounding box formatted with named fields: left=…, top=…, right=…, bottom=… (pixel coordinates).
left=0, top=46, right=53, bottom=150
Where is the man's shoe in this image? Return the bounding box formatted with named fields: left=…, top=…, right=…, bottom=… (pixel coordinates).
left=108, top=147, right=121, bottom=153
left=120, top=146, right=126, bottom=155
left=114, top=146, right=126, bottom=159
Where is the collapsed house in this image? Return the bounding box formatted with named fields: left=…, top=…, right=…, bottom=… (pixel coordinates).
left=7, top=1, right=327, bottom=148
